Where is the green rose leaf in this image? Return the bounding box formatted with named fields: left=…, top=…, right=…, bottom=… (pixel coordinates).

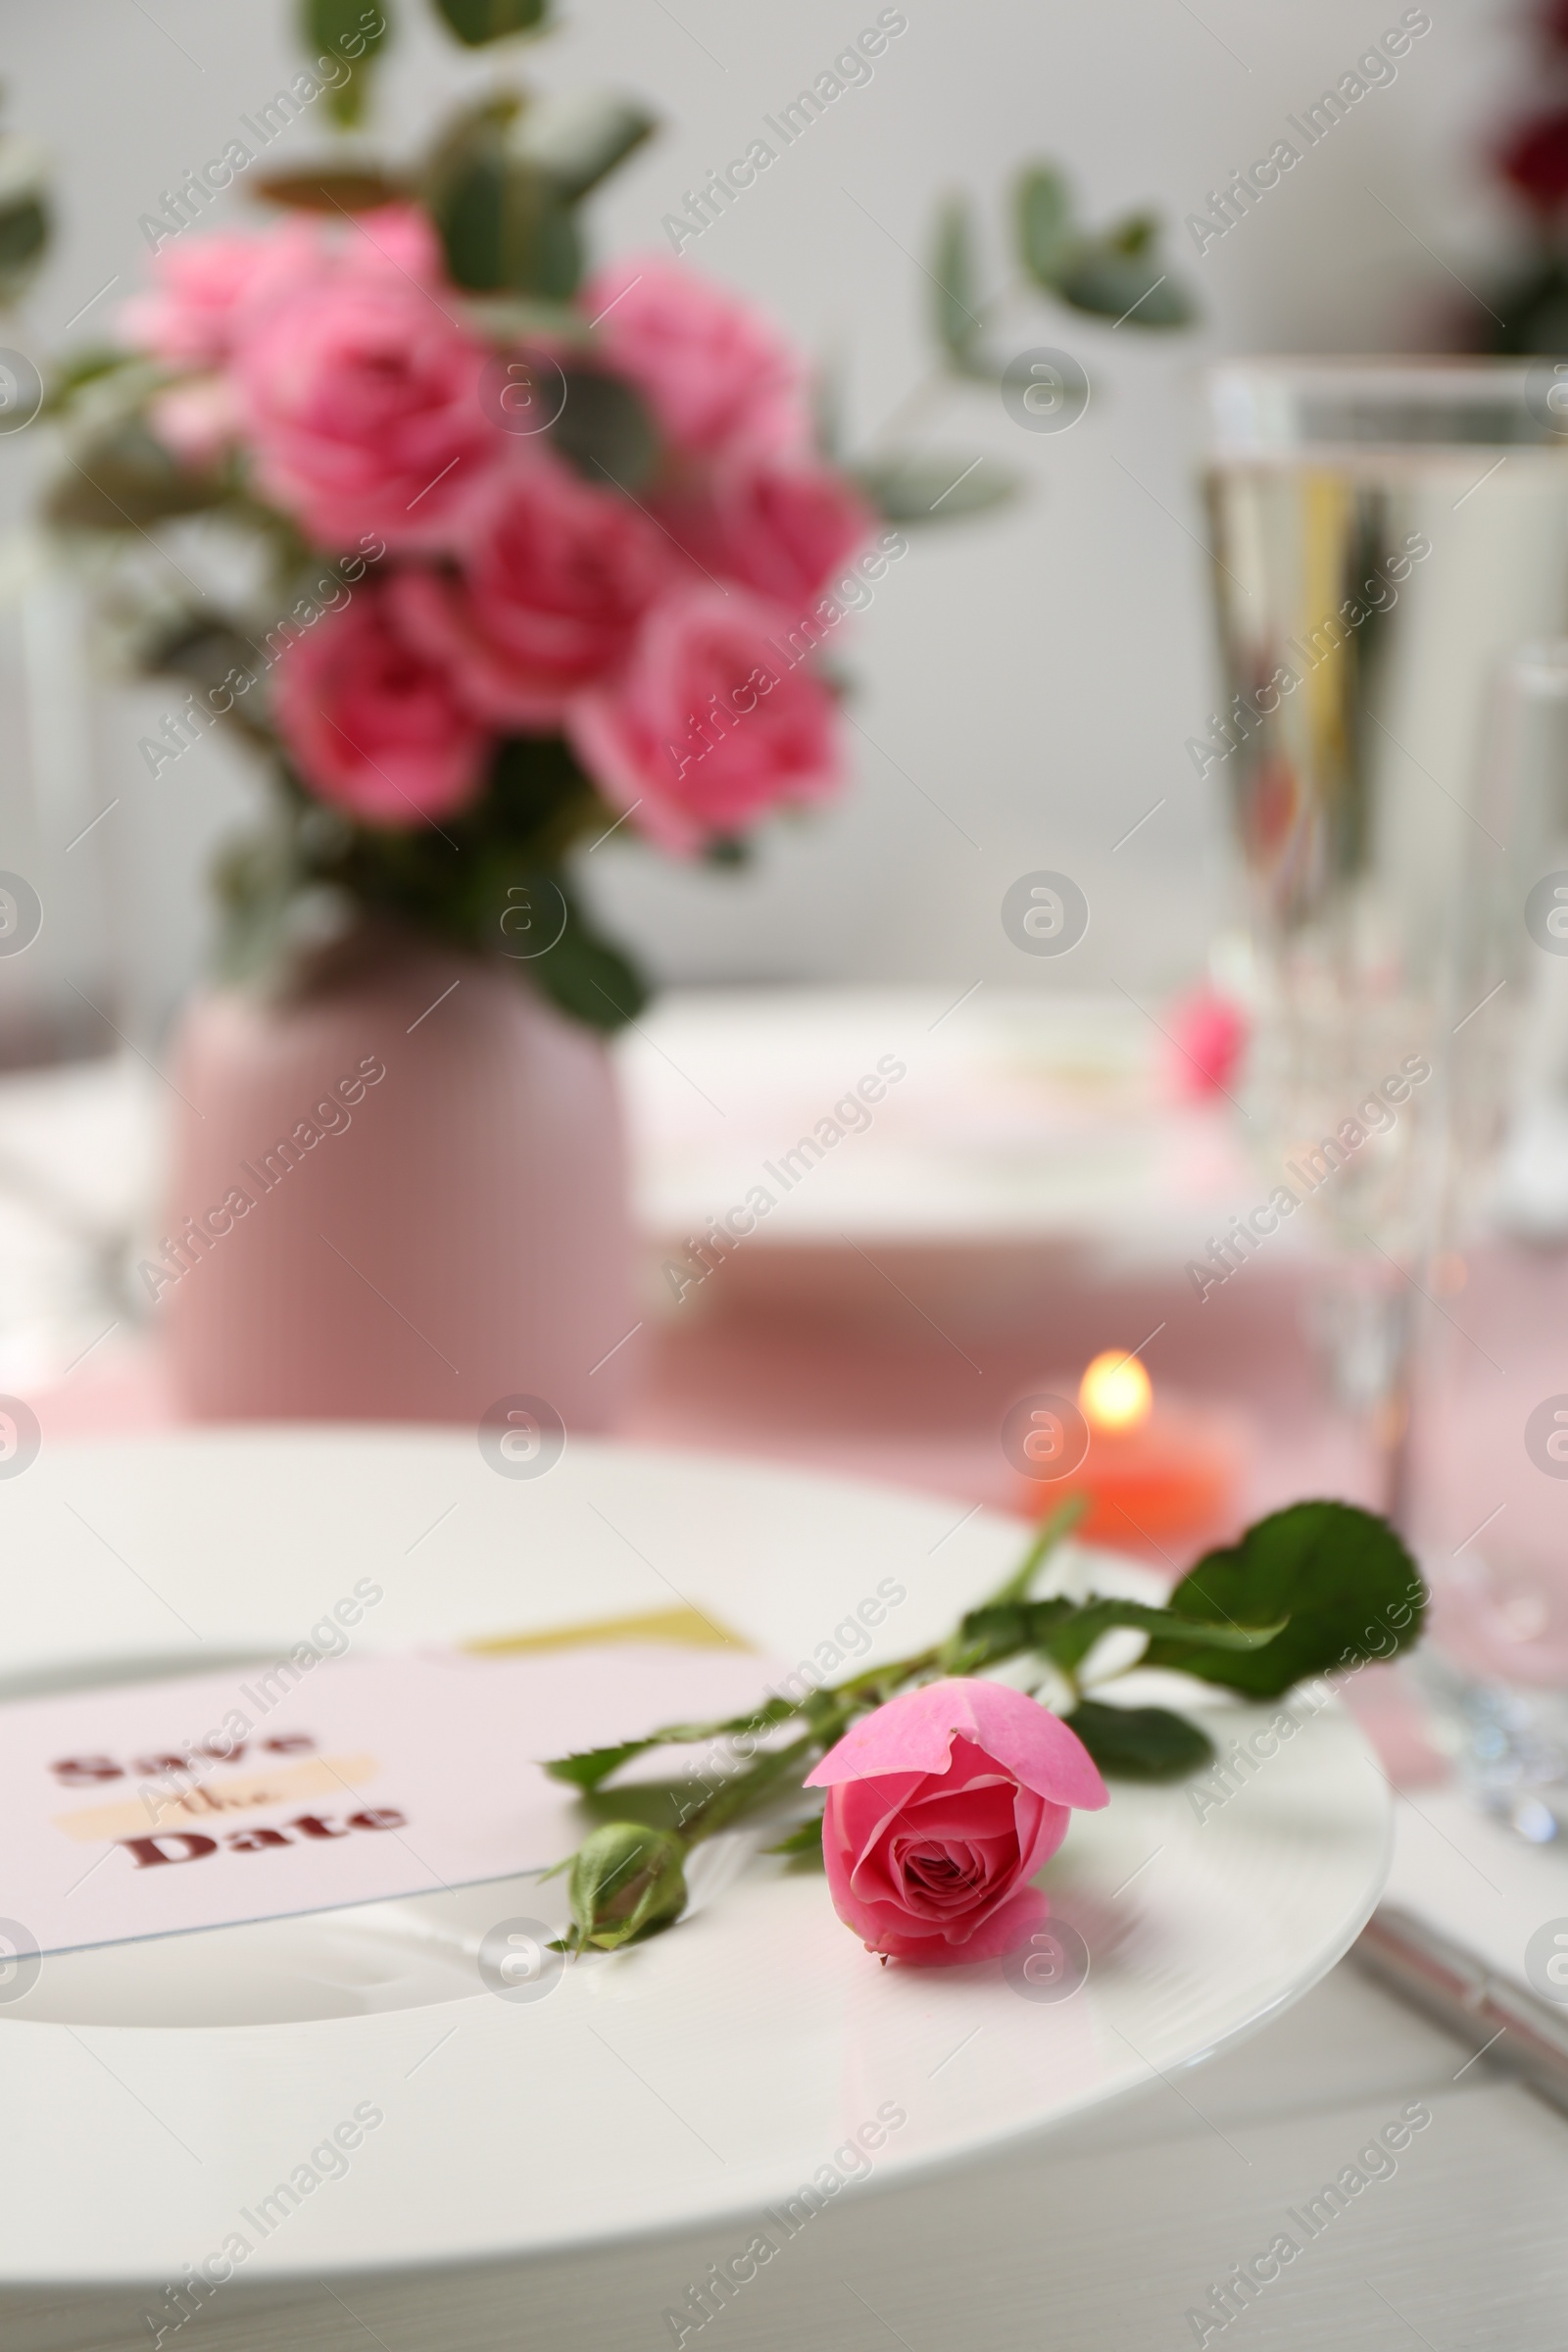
left=1143, top=1500, right=1426, bottom=1696
left=299, top=0, right=392, bottom=128
left=1065, top=1698, right=1214, bottom=1783
left=1039, top=1597, right=1287, bottom=1678
left=551, top=368, right=660, bottom=493
left=955, top=1594, right=1284, bottom=1679
left=529, top=893, right=651, bottom=1032
left=849, top=452, right=1020, bottom=524
left=546, top=1740, right=662, bottom=1790
left=766, top=1815, right=826, bottom=1867
left=544, top=1695, right=802, bottom=1790
left=432, top=0, right=550, bottom=44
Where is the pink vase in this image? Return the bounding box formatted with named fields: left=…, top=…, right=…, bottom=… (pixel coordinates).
left=158, top=939, right=638, bottom=1428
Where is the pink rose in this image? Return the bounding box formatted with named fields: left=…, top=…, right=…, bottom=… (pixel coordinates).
left=566, top=588, right=840, bottom=853
left=118, top=225, right=318, bottom=368
left=582, top=256, right=806, bottom=458
left=392, top=457, right=667, bottom=727
left=804, top=1680, right=1108, bottom=1966
left=661, top=457, right=875, bottom=608
left=271, top=577, right=490, bottom=827
left=234, top=237, right=503, bottom=551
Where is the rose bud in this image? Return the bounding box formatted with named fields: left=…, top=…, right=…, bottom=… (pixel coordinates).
left=567, top=1823, right=688, bottom=1951
left=805, top=1679, right=1107, bottom=1966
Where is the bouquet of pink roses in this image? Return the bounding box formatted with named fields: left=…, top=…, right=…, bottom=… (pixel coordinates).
left=37, top=0, right=1191, bottom=1026
left=61, top=207, right=885, bottom=1023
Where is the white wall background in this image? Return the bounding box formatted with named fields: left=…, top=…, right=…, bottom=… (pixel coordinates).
left=0, top=0, right=1534, bottom=1044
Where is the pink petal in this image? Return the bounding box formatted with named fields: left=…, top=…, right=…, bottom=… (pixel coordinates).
left=805, top=1679, right=1108, bottom=1811
left=872, top=1885, right=1052, bottom=1968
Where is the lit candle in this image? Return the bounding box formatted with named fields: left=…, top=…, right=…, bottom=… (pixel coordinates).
left=1016, top=1350, right=1239, bottom=1553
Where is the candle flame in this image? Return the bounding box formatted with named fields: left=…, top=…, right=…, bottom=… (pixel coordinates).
left=1079, top=1350, right=1152, bottom=1435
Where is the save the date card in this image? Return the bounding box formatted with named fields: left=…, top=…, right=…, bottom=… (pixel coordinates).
left=0, top=1645, right=767, bottom=1957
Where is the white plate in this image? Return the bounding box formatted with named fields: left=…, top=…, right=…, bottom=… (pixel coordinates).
left=0, top=1430, right=1389, bottom=2288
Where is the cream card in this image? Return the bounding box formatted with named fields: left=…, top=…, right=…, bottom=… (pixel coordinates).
left=0, top=1644, right=769, bottom=1957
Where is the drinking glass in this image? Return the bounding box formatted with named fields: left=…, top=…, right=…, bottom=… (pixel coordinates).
left=1201, top=360, right=1568, bottom=1517
left=1405, top=642, right=1568, bottom=1839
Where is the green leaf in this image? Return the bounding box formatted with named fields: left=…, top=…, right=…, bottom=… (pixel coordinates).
left=551, top=368, right=660, bottom=493
left=433, top=0, right=549, bottom=42
left=254, top=167, right=407, bottom=211
left=531, top=896, right=651, bottom=1031
left=299, top=0, right=392, bottom=128
left=544, top=1695, right=801, bottom=1788
left=1066, top=1699, right=1214, bottom=1783
left=0, top=192, right=46, bottom=309
left=766, top=1815, right=825, bottom=1867
left=512, top=90, right=655, bottom=202
left=484, top=733, right=596, bottom=846
left=766, top=1816, right=824, bottom=1857
left=0, top=128, right=49, bottom=309
left=422, top=98, right=582, bottom=298
left=931, top=193, right=985, bottom=368
left=983, top=1494, right=1089, bottom=1607
left=1143, top=1501, right=1426, bottom=1697
left=812, top=362, right=846, bottom=466
left=1040, top=1598, right=1284, bottom=1678
left=1054, top=229, right=1195, bottom=328
left=849, top=453, right=1020, bottom=524
left=1014, top=163, right=1074, bottom=291
left=546, top=1739, right=662, bottom=1789
left=955, top=1594, right=1285, bottom=1679
left=40, top=347, right=134, bottom=416
left=948, top=1595, right=1076, bottom=1674
left=48, top=419, right=225, bottom=530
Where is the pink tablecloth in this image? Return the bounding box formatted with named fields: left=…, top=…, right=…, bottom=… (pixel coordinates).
left=29, top=1245, right=1457, bottom=1785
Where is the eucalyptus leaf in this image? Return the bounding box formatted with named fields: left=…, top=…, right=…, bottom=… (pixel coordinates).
left=1014, top=163, right=1074, bottom=290
left=1054, top=233, right=1195, bottom=328
left=1144, top=1501, right=1426, bottom=1696
left=850, top=452, right=1020, bottom=524
left=0, top=192, right=46, bottom=309
left=432, top=0, right=549, bottom=43
left=0, top=129, right=49, bottom=309
left=299, top=0, right=391, bottom=127
left=931, top=193, right=984, bottom=367
left=423, top=99, right=582, bottom=297
left=254, top=167, right=407, bottom=212
left=512, top=90, right=655, bottom=202
left=1065, top=1699, right=1214, bottom=1783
